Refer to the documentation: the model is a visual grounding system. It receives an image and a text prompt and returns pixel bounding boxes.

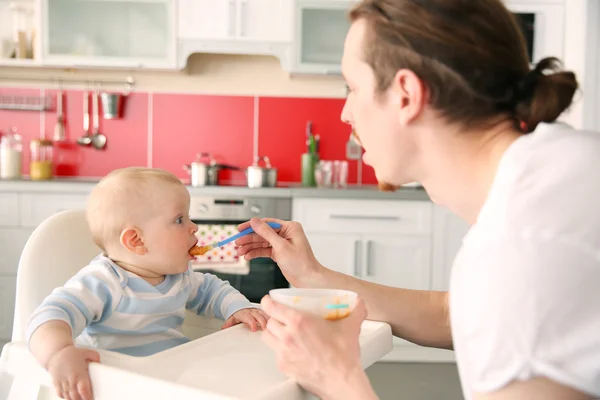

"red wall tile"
[2,87,369,185]
[361,164,378,185]
[257,97,358,184]
[152,93,254,184]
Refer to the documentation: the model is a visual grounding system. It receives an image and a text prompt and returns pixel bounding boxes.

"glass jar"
[29,139,54,180]
[0,127,23,180]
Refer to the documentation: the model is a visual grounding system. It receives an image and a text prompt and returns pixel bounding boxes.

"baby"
[27,167,268,400]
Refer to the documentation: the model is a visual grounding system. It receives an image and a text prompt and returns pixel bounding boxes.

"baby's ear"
[120,227,147,255]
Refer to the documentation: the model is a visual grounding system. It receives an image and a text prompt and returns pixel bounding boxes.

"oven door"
[190,219,289,303]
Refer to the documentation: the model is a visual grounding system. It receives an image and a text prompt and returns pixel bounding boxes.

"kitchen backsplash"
[0,87,377,185]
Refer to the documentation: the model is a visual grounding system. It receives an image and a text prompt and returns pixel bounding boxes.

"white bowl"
[269,288,358,320]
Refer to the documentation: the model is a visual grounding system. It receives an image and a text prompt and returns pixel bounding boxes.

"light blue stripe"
[79,274,114,323]
[109,337,190,357]
[44,300,78,327]
[189,274,225,316]
[116,286,190,315]
[126,277,157,293]
[27,310,71,341]
[154,274,179,295]
[87,315,185,336]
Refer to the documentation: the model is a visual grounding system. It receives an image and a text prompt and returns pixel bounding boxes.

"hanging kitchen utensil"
[76,91,92,147]
[246,156,278,188]
[52,89,65,142]
[90,90,107,150]
[100,91,125,119]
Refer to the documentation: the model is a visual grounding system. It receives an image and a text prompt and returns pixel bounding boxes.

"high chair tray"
[0,320,392,400]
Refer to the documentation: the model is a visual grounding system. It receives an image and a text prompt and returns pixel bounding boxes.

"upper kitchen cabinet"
[177,0,293,69]
[290,0,356,75]
[40,0,176,69]
[0,0,40,66]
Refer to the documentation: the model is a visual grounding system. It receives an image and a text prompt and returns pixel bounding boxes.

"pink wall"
[0,87,377,185]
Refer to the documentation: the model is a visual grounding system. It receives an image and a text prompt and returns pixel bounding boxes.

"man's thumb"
[250,218,285,247]
[348,297,368,324]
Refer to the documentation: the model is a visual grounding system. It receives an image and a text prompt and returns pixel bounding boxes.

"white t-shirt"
[450,122,600,399]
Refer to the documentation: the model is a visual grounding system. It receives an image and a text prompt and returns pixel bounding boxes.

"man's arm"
[315,268,453,349]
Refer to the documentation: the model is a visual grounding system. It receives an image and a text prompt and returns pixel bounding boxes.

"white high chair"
[11,209,101,343]
[1,210,393,400]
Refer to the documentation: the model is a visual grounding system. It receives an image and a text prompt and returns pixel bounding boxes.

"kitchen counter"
[0,320,393,400]
[0,178,431,201]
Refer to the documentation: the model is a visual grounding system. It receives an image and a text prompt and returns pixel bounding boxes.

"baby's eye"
[175,217,183,224]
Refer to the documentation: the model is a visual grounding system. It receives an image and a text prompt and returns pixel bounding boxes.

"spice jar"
[29,139,54,180]
[0,127,23,180]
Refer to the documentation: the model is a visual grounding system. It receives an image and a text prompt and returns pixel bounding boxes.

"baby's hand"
[46,345,100,400]
[222,308,269,332]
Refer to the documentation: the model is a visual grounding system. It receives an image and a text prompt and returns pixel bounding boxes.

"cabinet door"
[0,228,33,275]
[0,276,16,341]
[305,232,362,278]
[238,0,293,42]
[362,235,432,348]
[293,1,355,74]
[42,0,175,68]
[431,206,470,291]
[362,235,432,291]
[178,0,234,40]
[20,193,88,228]
[0,193,19,227]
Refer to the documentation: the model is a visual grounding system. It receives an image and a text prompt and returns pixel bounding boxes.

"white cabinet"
[294,198,432,286]
[0,277,17,341]
[362,235,431,291]
[0,228,33,275]
[239,0,293,42]
[177,0,293,69]
[178,0,232,40]
[40,0,176,69]
[179,0,291,42]
[20,193,88,228]
[307,233,361,277]
[431,206,471,292]
[0,194,19,227]
[291,0,356,74]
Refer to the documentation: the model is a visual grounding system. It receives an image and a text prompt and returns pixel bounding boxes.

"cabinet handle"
[229,0,236,37]
[330,215,400,221]
[365,240,373,276]
[239,0,247,37]
[353,240,361,277]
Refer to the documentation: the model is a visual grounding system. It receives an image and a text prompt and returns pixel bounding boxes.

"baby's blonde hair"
[86,167,184,251]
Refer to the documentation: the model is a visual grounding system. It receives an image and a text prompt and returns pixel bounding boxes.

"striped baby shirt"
[27,254,253,356]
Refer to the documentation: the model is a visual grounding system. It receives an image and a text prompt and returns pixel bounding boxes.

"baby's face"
[137,184,198,275]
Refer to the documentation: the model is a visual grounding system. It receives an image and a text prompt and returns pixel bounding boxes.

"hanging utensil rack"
[0,75,135,112]
[0,94,51,111]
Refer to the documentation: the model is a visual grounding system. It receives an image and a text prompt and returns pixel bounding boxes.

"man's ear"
[120,227,147,255]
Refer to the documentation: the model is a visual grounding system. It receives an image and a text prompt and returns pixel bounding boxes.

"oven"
[188,195,291,303]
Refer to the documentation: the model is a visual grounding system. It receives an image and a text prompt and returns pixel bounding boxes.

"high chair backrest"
[11,209,101,342]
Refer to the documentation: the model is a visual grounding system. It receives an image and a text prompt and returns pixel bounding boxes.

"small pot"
[183,152,239,187]
[246,156,278,188]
